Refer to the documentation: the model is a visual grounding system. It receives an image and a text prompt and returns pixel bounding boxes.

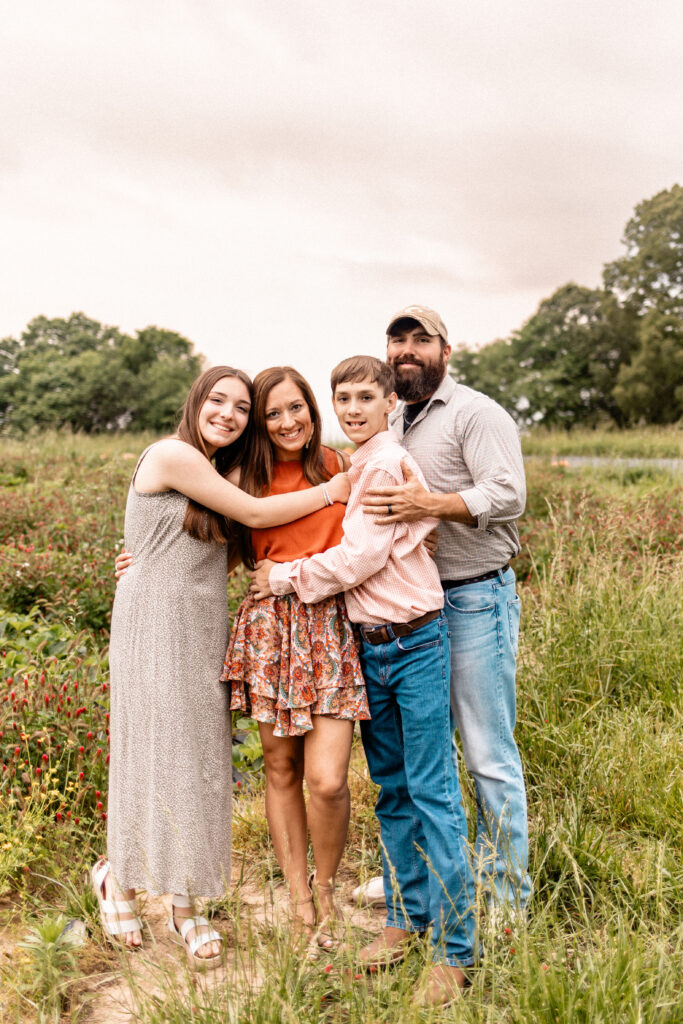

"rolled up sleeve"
[458,404,526,531]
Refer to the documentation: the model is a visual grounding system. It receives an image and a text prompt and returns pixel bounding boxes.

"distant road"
[541,455,683,475]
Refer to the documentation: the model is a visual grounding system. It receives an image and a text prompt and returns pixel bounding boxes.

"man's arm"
[363,404,525,530]
[361,464,476,525]
[255,468,432,604]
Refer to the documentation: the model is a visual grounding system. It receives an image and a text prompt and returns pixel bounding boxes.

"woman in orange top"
[223,366,369,949]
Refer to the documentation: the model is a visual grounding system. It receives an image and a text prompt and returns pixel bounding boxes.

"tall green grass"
[0,434,681,1022]
[522,424,683,460]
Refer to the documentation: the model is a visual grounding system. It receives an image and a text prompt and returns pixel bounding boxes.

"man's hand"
[249,558,277,600]
[362,462,433,523]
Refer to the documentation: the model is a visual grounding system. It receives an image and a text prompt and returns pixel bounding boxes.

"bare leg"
[259,723,314,930]
[304,716,353,919]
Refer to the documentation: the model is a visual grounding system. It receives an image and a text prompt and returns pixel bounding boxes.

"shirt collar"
[349,430,396,469]
[389,372,456,429]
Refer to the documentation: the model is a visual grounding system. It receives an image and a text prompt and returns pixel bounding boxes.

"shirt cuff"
[269,563,295,596]
[458,487,490,531]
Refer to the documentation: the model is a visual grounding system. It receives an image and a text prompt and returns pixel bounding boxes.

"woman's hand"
[327,472,351,505]
[115,550,133,580]
[424,528,439,559]
[249,559,277,601]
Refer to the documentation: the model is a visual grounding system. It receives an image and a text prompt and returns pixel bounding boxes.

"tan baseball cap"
[386,305,448,342]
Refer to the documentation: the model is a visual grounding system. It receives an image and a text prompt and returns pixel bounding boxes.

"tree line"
[450,184,683,427]
[0,315,203,433]
[2,185,681,435]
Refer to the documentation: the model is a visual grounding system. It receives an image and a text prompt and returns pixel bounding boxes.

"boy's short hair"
[330,356,396,397]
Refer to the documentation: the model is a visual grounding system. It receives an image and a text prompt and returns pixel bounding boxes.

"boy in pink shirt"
[250,356,476,1006]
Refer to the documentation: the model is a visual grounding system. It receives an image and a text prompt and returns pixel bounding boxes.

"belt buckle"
[362,623,390,644]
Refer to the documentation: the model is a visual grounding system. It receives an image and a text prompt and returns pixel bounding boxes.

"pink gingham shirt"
[268,431,444,626]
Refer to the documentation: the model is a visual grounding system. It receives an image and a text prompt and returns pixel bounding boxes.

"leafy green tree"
[509,284,637,427]
[449,338,521,416]
[603,184,683,316]
[613,309,683,424]
[450,284,636,427]
[0,313,203,434]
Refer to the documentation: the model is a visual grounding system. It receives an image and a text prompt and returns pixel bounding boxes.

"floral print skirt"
[221,592,369,738]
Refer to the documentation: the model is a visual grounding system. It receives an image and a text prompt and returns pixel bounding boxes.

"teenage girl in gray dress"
[95,366,349,968]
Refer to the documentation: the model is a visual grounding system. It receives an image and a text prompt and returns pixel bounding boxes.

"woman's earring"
[304,431,311,450]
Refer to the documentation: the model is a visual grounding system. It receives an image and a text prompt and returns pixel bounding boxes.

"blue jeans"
[444,566,531,909]
[359,613,477,967]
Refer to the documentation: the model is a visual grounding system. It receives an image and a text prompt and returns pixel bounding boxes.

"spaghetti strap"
[131,445,156,486]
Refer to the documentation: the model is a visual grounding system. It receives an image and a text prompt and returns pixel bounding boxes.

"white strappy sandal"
[167,894,223,970]
[91,857,144,948]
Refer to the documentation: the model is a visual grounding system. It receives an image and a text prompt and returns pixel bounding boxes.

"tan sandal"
[91,857,143,949]
[168,895,222,971]
[308,871,342,951]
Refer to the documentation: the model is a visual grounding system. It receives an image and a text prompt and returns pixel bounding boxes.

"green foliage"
[0,312,203,435]
[521,424,683,459]
[613,308,683,424]
[450,336,520,415]
[0,611,110,875]
[452,185,683,427]
[511,284,636,427]
[0,435,682,1023]
[15,913,82,1020]
[603,183,683,317]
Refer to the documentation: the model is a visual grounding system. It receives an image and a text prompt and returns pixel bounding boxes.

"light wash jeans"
[359,613,477,967]
[443,566,532,909]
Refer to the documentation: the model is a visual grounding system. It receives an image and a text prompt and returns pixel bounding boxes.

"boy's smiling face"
[332,377,397,446]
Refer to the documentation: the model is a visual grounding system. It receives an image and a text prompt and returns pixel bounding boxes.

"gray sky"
[1,0,681,431]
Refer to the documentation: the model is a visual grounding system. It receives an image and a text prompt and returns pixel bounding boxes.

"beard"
[391,358,446,402]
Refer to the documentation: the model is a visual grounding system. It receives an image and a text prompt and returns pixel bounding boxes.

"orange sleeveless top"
[251,448,345,563]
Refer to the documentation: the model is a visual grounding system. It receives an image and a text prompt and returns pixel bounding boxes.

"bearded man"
[361,305,532,921]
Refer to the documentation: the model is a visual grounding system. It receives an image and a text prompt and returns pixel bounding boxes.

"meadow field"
[0,431,681,1023]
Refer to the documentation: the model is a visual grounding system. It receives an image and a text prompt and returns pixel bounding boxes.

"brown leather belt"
[358,608,441,646]
[441,565,510,590]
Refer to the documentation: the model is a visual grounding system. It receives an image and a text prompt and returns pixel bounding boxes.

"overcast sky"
[1,0,681,431]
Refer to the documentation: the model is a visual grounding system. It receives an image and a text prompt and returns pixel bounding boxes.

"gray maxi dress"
[107,450,231,897]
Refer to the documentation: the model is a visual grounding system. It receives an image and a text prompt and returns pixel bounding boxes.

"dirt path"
[79,868,385,1023]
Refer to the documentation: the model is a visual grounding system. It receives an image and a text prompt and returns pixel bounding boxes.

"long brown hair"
[232,366,334,567]
[177,365,253,544]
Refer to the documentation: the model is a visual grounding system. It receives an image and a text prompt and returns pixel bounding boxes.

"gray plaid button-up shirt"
[389,374,525,581]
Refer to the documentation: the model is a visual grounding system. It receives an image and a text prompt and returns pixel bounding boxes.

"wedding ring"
[387,504,393,516]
